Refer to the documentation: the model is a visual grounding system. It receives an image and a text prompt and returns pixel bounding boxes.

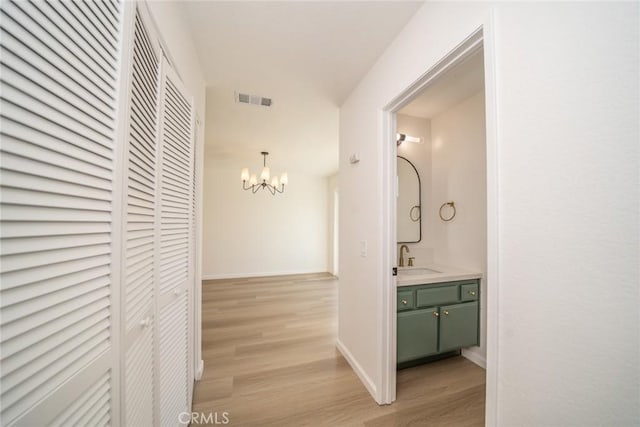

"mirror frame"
[397,155,421,243]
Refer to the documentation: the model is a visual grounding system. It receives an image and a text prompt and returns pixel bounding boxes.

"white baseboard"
[462,348,486,369]
[195,359,204,381]
[336,339,378,401]
[202,269,328,280]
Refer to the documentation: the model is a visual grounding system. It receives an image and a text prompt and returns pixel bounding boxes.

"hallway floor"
[193,273,485,426]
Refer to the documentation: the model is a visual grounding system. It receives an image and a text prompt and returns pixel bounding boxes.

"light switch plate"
[360,240,367,257]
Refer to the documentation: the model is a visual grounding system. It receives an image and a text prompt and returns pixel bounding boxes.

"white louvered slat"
[158,69,193,297]
[122,5,160,427]
[125,322,154,427]
[0,0,121,425]
[124,5,159,332]
[158,292,189,427]
[48,371,112,427]
[156,57,194,427]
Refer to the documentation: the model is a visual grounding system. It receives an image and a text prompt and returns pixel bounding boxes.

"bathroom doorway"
[379,27,499,416]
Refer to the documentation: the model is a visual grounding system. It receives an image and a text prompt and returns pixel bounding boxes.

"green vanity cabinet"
[397,279,480,366]
[397,309,438,363]
[438,301,479,352]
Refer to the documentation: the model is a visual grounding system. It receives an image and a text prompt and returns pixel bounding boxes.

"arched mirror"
[397,156,421,243]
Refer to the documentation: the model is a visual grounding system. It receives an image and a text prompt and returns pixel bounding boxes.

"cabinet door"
[156,57,194,427]
[0,1,122,424]
[122,5,161,427]
[439,302,478,352]
[397,309,438,363]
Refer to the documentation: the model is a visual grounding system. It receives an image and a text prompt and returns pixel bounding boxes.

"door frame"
[379,20,500,425]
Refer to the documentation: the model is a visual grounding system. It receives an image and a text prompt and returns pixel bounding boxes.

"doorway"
[380,27,499,420]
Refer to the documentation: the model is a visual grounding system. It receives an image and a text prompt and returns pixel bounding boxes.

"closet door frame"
[113,3,134,423]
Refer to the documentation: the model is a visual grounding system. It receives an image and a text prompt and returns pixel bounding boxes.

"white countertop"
[396,263,482,287]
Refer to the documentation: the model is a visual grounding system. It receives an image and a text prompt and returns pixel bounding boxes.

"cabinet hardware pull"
[443,310,449,316]
[469,290,476,296]
[433,312,439,317]
[401,299,408,305]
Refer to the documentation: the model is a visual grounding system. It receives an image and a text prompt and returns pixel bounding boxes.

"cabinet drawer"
[460,282,479,301]
[397,290,414,311]
[416,285,458,307]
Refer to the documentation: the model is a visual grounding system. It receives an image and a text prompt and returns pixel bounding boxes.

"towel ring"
[439,201,456,222]
[409,205,421,222]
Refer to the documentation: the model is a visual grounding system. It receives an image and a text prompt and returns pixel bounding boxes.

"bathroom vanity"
[396,265,481,367]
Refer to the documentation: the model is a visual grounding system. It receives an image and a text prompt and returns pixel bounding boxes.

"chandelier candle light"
[241,151,288,195]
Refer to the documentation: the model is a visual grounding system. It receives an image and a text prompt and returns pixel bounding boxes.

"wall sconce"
[397,133,422,146]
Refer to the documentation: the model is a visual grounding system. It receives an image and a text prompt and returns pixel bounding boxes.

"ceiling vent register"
[236,92,272,107]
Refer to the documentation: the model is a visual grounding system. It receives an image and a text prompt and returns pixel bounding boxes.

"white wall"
[431,91,487,365]
[492,4,638,425]
[202,160,329,279]
[339,1,639,425]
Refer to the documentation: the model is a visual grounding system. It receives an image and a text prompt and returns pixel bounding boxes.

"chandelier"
[241,151,288,195]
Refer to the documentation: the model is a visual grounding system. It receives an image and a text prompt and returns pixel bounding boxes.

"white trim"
[193,115,204,386]
[202,270,329,281]
[378,109,397,405]
[462,348,487,369]
[336,339,377,399]
[195,360,204,381]
[380,26,494,407]
[483,8,501,426]
[113,2,136,424]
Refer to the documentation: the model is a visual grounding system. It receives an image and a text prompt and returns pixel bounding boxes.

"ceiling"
[184,1,424,176]
[399,50,485,119]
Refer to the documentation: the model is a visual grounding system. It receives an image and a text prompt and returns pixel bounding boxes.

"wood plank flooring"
[193,273,485,426]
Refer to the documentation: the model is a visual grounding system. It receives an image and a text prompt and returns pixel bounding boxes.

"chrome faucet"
[399,244,410,267]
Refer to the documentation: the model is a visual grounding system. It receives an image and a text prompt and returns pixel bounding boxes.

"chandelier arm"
[274,184,284,194]
[251,184,262,194]
[266,184,276,195]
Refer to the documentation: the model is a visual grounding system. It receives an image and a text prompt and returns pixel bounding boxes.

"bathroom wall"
[396,114,433,263]
[339,1,638,424]
[202,159,329,279]
[430,90,487,364]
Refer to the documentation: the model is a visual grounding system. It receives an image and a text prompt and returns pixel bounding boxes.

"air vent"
[236,92,273,107]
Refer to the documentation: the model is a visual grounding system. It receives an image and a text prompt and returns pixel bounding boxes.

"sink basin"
[398,267,442,275]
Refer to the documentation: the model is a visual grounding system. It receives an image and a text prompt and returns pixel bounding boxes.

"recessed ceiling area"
[399,50,485,120]
[183,1,424,176]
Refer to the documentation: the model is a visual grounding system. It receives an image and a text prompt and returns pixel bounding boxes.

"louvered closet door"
[121,4,161,427]
[156,57,194,427]
[0,1,122,425]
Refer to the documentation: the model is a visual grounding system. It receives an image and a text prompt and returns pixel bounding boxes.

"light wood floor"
[193,273,485,426]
